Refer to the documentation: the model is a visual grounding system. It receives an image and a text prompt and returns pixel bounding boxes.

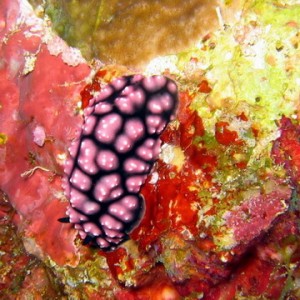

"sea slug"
[61,74,178,251]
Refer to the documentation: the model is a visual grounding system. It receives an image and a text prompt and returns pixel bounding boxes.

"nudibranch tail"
[58,217,70,223]
[62,74,178,251]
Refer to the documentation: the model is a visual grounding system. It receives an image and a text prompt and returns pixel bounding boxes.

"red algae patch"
[0,0,91,266]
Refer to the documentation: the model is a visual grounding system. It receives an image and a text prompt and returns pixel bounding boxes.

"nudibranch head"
[62,74,178,251]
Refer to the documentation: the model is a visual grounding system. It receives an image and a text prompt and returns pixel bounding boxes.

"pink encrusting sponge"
[61,75,178,251]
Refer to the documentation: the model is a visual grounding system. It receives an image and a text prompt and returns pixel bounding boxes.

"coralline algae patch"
[0,0,91,268]
[0,191,64,298]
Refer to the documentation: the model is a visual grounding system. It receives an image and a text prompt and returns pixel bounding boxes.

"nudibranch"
[61,74,178,251]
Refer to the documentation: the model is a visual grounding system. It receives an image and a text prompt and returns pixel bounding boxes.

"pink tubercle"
[115,88,145,114]
[78,229,87,240]
[120,85,134,97]
[69,140,80,158]
[147,93,174,115]
[115,134,133,153]
[124,157,150,174]
[147,98,164,114]
[167,80,177,93]
[69,192,101,216]
[100,214,123,230]
[70,169,92,191]
[152,139,162,157]
[69,207,88,223]
[96,85,114,102]
[81,201,101,215]
[96,237,110,248]
[69,188,87,206]
[146,115,166,134]
[143,75,167,92]
[109,202,134,222]
[83,222,102,236]
[120,195,139,210]
[82,115,97,135]
[64,158,74,179]
[126,175,147,193]
[132,74,144,83]
[77,139,98,174]
[94,102,113,114]
[112,77,127,90]
[136,138,156,161]
[125,118,145,141]
[115,96,135,114]
[110,187,124,199]
[105,237,123,245]
[128,88,145,107]
[95,113,122,144]
[96,149,119,171]
[83,106,94,117]
[94,174,121,202]
[103,228,125,238]
[161,93,174,110]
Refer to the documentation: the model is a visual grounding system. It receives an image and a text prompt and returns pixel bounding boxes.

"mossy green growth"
[172,0,300,137]
[0,133,7,145]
